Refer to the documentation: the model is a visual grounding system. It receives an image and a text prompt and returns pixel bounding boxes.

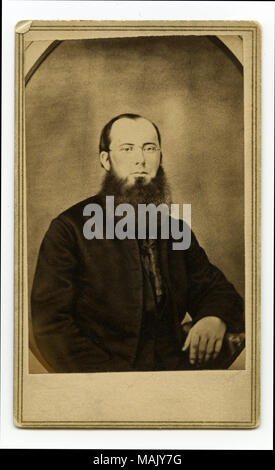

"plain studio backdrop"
[25,35,244,371]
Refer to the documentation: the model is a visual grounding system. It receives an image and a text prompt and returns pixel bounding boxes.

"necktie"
[139,239,165,308]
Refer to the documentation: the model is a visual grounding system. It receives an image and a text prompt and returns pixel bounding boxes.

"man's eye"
[121,146,133,152]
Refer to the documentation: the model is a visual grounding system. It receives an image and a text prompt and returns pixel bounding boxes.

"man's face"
[100,118,161,187]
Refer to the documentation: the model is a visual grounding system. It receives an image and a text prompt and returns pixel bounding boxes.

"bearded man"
[31,113,244,373]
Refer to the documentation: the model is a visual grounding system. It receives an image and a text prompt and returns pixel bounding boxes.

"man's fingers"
[189,334,200,365]
[197,336,208,364]
[182,331,191,351]
[204,338,216,362]
[212,338,223,360]
[182,317,226,366]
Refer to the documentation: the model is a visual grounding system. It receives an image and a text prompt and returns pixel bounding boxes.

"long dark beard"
[99,165,172,210]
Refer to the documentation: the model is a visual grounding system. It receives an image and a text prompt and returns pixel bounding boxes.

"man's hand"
[182,316,227,366]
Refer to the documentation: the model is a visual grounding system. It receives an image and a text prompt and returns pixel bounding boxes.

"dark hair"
[99,113,161,152]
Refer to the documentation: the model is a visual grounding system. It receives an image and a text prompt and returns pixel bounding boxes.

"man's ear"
[100,151,111,171]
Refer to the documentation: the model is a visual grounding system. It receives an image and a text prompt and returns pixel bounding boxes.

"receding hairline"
[109,116,160,145]
[99,113,161,153]
[110,116,157,133]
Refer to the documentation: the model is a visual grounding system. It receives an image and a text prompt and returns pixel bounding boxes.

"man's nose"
[134,147,146,165]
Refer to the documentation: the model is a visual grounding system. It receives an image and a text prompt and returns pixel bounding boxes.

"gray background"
[26,36,244,371]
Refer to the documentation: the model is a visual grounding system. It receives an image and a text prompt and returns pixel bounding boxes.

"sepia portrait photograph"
[14,20,261,428]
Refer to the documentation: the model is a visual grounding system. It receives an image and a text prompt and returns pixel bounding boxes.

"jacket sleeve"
[31,217,111,373]
[184,230,244,333]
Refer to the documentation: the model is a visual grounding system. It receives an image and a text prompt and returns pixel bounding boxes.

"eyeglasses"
[109,144,161,155]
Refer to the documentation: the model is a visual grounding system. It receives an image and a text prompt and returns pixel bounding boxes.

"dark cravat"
[139,239,165,312]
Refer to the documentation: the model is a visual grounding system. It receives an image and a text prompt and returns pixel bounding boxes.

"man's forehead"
[110,118,158,143]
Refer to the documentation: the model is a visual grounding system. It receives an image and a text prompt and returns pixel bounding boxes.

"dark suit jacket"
[31,194,244,373]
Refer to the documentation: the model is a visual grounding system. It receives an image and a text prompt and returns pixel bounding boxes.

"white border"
[1,0,274,450]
